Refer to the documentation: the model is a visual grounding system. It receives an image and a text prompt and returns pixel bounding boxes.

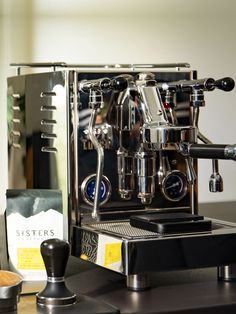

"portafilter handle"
[183,144,236,161]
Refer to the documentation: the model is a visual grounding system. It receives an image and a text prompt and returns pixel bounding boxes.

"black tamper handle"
[214,77,235,92]
[189,144,236,160]
[41,238,70,278]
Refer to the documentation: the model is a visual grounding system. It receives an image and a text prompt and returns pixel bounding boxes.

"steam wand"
[87,90,104,219]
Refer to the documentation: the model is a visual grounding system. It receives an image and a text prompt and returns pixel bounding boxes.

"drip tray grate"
[85,219,226,240]
[88,221,160,239]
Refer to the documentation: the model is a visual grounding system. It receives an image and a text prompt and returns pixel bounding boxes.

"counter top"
[18,262,236,314]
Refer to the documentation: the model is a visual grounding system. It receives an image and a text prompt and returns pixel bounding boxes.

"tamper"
[37,238,120,313]
[36,238,76,307]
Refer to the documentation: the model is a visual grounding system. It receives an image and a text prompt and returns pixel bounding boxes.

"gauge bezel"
[81,174,112,206]
[161,170,188,202]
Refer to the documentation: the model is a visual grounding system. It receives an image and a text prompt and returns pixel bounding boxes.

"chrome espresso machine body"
[7,63,236,290]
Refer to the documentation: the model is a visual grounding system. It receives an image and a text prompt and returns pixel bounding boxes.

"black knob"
[40,238,70,278]
[214,77,235,92]
[112,76,129,91]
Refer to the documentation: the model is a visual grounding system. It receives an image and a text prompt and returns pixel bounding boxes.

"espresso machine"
[7,62,236,291]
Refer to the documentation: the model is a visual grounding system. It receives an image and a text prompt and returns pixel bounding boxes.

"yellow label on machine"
[104,243,122,268]
[17,248,45,270]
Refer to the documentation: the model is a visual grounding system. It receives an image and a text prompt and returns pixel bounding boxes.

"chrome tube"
[73,72,80,225]
[117,148,135,200]
[116,83,136,200]
[87,109,104,220]
[136,148,156,204]
[192,106,200,127]
[157,151,170,185]
[185,157,196,185]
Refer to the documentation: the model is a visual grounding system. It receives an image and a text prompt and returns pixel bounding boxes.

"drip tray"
[130,212,212,234]
[75,218,236,273]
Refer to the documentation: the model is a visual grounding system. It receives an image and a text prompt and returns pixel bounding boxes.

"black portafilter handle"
[206,77,235,92]
[188,144,236,160]
[36,238,76,308]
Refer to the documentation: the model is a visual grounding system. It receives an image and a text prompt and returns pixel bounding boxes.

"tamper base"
[36,281,77,307]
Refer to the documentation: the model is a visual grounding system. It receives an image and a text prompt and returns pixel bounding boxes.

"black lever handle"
[214,77,235,92]
[158,77,235,93]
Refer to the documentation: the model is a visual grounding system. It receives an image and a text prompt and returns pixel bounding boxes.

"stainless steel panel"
[7,71,70,237]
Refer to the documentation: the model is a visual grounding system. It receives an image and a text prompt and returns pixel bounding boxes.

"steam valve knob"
[36,238,76,308]
[112,76,129,91]
[214,77,235,92]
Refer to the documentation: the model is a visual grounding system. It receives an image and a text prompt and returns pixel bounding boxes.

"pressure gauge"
[81,174,111,206]
[161,170,188,202]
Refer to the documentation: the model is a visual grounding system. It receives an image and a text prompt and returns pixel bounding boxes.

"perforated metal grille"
[89,222,158,239]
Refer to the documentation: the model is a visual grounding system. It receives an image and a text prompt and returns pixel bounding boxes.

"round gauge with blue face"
[161,171,188,202]
[81,174,111,206]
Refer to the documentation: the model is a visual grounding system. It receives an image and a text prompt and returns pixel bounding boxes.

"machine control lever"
[159,77,235,93]
[79,75,133,93]
[79,77,111,92]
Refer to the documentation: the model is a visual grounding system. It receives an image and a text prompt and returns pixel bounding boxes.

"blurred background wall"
[0,0,236,215]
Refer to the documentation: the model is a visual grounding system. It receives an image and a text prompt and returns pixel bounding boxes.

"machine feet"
[218,264,236,282]
[126,273,150,291]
